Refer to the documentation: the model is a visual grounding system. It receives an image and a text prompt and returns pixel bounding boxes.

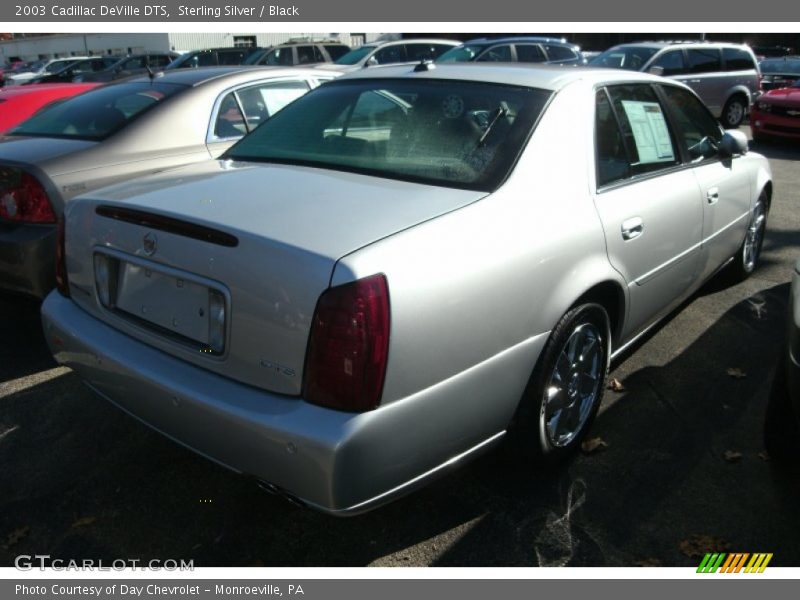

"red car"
[0,83,99,134]
[750,80,800,142]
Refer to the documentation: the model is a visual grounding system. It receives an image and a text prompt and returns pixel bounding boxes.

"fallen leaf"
[581,437,608,454]
[634,558,663,567]
[1,526,29,550]
[723,450,743,463]
[608,378,626,392]
[679,534,730,558]
[758,451,771,462]
[726,367,747,379]
[71,516,96,529]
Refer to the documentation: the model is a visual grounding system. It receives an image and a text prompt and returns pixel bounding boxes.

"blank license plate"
[115,261,211,345]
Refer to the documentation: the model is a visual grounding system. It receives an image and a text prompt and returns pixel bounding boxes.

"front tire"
[730,193,767,280]
[516,303,610,461]
[721,95,747,129]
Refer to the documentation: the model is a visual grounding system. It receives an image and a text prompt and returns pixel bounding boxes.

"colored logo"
[697,552,773,573]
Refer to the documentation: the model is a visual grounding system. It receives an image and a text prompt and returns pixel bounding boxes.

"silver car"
[314,39,460,73]
[589,41,761,128]
[42,64,772,515]
[0,66,336,298]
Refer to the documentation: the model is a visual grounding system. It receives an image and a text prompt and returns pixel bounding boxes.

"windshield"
[436,45,486,62]
[761,59,800,74]
[589,46,659,71]
[334,45,377,65]
[225,79,551,191]
[11,82,186,141]
[243,48,269,65]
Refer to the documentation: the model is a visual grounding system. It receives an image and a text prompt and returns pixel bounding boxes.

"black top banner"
[3,0,800,22]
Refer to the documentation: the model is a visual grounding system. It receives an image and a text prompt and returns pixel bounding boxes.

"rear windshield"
[11,82,186,141]
[761,58,800,74]
[436,44,487,62]
[225,78,551,191]
[589,46,659,71]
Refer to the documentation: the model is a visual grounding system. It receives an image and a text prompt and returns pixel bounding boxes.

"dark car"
[244,41,351,66]
[759,56,800,91]
[765,257,800,461]
[24,57,121,85]
[75,52,180,83]
[436,36,584,65]
[166,47,259,69]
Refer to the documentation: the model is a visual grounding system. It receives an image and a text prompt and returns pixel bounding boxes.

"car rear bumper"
[0,222,55,299]
[41,292,538,514]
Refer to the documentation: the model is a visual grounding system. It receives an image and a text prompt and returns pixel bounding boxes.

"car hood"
[314,63,359,73]
[83,159,488,260]
[0,135,97,165]
[761,87,800,103]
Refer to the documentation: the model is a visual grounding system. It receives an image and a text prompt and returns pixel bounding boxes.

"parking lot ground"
[1,130,800,568]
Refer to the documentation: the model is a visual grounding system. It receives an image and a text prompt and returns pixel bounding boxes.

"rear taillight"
[0,167,56,223]
[304,274,390,412]
[55,217,69,297]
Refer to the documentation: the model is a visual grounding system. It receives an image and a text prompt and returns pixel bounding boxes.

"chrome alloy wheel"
[743,200,767,272]
[541,322,604,447]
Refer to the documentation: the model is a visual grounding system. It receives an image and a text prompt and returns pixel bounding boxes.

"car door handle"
[707,187,720,204]
[621,217,644,241]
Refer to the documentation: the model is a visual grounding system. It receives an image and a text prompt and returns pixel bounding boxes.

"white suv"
[589,41,761,128]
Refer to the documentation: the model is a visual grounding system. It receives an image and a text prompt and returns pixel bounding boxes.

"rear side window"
[407,44,447,62]
[214,80,311,139]
[218,50,247,65]
[296,45,323,65]
[543,44,577,61]
[722,48,755,71]
[264,47,294,66]
[11,82,184,141]
[659,85,723,161]
[650,50,686,76]
[604,84,679,178]
[515,44,546,63]
[149,55,171,68]
[687,48,722,74]
[595,89,630,186]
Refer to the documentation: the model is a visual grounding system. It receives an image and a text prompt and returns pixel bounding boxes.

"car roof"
[368,38,461,47]
[463,36,573,46]
[120,65,330,87]
[611,41,752,50]
[337,62,667,91]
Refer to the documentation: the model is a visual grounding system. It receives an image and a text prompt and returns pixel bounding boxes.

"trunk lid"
[66,159,486,395]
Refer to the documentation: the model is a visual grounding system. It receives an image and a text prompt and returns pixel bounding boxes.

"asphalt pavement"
[1,129,799,567]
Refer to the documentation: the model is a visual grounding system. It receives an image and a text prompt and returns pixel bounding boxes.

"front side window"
[11,82,184,140]
[659,85,723,161]
[407,44,448,62]
[225,79,551,191]
[296,46,322,65]
[373,45,406,65]
[218,50,247,65]
[687,48,722,74]
[650,50,686,76]
[263,48,293,66]
[605,84,679,177]
[515,44,546,63]
[476,45,513,62]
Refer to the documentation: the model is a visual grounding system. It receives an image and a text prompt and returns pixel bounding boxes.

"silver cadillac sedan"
[41,64,772,515]
[0,66,336,298]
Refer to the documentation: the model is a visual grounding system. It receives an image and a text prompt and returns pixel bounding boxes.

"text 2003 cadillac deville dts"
[41,64,772,514]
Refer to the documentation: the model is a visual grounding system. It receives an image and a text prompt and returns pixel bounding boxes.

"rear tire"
[721,95,747,129]
[729,193,767,281]
[515,303,610,462]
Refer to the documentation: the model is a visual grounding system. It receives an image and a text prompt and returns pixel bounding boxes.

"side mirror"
[365,56,378,67]
[648,66,665,76]
[719,130,748,157]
